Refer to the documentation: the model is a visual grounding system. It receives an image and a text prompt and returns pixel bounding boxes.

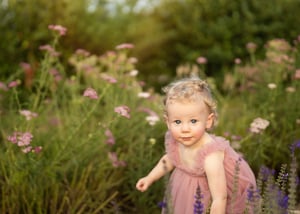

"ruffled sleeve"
[164,131,180,166]
[195,135,230,174]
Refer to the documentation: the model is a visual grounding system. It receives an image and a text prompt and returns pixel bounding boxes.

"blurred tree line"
[1,0,300,90]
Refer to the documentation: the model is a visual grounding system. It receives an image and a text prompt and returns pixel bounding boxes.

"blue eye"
[191,119,197,124]
[174,120,181,124]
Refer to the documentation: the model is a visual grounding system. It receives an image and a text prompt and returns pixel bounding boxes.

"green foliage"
[219,38,300,173]
[150,0,300,76]
[2,0,300,91]
[0,28,165,213]
[0,19,300,213]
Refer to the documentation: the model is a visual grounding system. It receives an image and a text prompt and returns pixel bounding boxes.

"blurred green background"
[1,0,300,213]
[1,0,300,89]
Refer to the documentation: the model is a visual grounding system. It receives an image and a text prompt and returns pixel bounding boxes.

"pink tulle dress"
[163,132,257,214]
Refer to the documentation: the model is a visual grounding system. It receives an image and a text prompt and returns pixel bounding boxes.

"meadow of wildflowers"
[0,25,165,213]
[0,25,299,213]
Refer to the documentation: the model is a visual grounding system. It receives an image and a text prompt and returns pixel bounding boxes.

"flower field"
[0,25,299,213]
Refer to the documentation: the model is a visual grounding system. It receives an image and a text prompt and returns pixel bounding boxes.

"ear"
[206,113,214,129]
[164,115,170,129]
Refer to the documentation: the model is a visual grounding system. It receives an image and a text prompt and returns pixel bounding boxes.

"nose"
[181,123,190,132]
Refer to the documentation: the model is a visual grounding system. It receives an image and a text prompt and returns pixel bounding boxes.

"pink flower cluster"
[104,129,126,167]
[83,87,98,99]
[108,152,126,167]
[75,49,90,57]
[7,131,42,154]
[196,56,207,64]
[19,109,38,120]
[115,43,134,50]
[39,44,60,57]
[0,80,21,90]
[294,69,300,79]
[138,92,151,98]
[49,68,62,82]
[234,58,242,65]
[114,105,130,119]
[8,80,20,88]
[100,74,117,84]
[104,129,115,145]
[48,24,67,36]
[138,107,160,126]
[103,105,130,167]
[249,117,270,134]
[246,42,257,53]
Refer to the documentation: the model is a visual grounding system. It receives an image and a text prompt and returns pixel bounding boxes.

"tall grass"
[0,25,164,213]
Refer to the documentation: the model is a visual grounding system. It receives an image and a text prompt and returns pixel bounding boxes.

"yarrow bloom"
[33,146,43,153]
[138,92,151,98]
[7,131,42,154]
[48,24,67,36]
[49,68,62,82]
[83,87,98,99]
[115,43,134,50]
[249,117,270,134]
[138,107,160,126]
[39,44,60,57]
[108,152,126,167]
[75,49,90,57]
[146,115,160,126]
[19,62,31,70]
[104,129,115,145]
[100,74,117,84]
[114,105,130,119]
[246,42,257,53]
[22,146,33,153]
[267,83,277,89]
[8,131,31,147]
[7,132,33,146]
[128,57,138,64]
[39,44,54,52]
[19,109,38,120]
[17,132,33,146]
[8,80,20,88]
[196,56,207,64]
[138,107,157,116]
[129,69,139,76]
[294,69,300,79]
[234,58,242,64]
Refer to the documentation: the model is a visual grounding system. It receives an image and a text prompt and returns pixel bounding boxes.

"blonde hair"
[163,77,218,127]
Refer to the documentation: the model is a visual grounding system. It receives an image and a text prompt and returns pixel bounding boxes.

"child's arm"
[204,151,227,214]
[136,154,174,192]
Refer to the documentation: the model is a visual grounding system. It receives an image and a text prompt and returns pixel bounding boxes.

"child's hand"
[136,176,152,192]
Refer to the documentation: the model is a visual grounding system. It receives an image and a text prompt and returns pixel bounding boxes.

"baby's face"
[165,99,214,147]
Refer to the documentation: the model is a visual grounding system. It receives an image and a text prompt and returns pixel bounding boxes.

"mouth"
[181,137,192,141]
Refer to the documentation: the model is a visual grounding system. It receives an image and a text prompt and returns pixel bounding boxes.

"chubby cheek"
[193,128,205,139]
[168,125,180,137]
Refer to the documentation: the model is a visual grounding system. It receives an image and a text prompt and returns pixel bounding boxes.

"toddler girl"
[136,77,257,213]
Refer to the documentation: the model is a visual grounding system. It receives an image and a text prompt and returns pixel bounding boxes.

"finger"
[136,183,144,190]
